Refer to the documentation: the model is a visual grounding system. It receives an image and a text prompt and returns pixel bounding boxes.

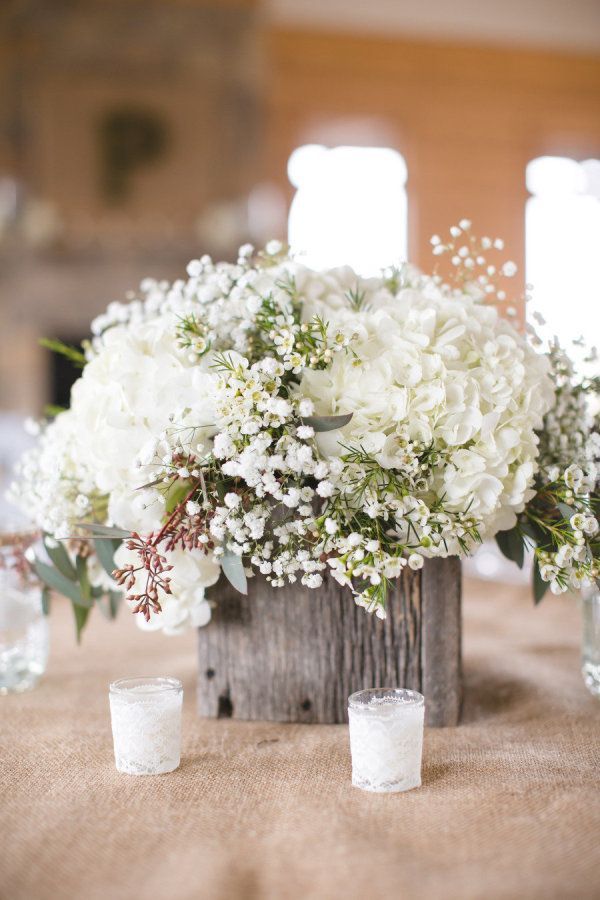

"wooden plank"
[421,557,463,727]
[198,557,462,726]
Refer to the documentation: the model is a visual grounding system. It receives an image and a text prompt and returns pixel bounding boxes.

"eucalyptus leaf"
[520,520,541,544]
[221,551,248,595]
[32,559,93,608]
[73,601,91,643]
[108,590,122,619]
[533,560,549,605]
[96,596,112,621]
[41,587,51,616]
[96,591,121,621]
[75,555,92,602]
[77,523,131,539]
[301,413,353,433]
[165,479,193,515]
[557,502,574,521]
[93,538,121,578]
[495,527,525,569]
[43,536,77,581]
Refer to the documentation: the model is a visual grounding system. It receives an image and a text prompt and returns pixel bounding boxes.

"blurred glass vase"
[0,529,49,693]
[582,586,600,698]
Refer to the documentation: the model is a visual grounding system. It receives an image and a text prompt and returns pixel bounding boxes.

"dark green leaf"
[302,413,353,433]
[221,551,247,595]
[43,536,77,580]
[533,560,549,605]
[43,404,66,418]
[39,337,86,367]
[495,527,525,569]
[32,559,93,608]
[73,601,91,643]
[93,538,121,578]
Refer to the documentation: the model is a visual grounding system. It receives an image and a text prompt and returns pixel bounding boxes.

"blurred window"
[526,156,600,357]
[287,145,407,275]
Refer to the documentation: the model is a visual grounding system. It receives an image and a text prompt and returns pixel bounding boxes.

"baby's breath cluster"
[431,219,519,317]
[209,353,329,588]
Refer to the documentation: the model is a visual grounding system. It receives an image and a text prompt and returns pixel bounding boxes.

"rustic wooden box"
[198,557,462,727]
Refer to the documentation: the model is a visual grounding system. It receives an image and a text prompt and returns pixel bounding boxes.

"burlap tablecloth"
[1,578,599,900]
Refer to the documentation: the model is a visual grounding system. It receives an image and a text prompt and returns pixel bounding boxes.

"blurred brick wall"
[0,0,262,411]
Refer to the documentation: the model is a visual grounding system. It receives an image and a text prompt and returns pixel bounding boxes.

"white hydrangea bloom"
[298,275,554,546]
[113,544,220,634]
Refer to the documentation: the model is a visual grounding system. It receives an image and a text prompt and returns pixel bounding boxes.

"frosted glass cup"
[582,587,600,697]
[0,528,48,694]
[109,676,183,775]
[348,688,425,793]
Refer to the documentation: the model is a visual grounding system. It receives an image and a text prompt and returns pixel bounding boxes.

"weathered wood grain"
[422,557,462,727]
[198,557,462,727]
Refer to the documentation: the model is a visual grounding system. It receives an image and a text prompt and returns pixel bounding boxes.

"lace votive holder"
[348,688,425,793]
[109,676,183,775]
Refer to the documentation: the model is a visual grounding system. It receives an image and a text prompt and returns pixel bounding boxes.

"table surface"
[2,577,599,900]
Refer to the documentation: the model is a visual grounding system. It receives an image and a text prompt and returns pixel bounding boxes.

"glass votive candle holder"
[0,528,48,694]
[109,676,183,775]
[348,688,425,793]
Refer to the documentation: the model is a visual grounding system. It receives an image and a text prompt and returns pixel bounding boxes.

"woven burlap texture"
[1,579,599,900]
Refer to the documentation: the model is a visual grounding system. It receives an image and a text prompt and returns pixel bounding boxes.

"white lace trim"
[349,705,424,793]
[109,687,182,775]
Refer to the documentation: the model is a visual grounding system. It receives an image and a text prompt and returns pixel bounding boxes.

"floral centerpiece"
[11,222,599,641]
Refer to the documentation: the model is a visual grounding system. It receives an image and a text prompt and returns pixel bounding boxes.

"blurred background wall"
[1,0,599,516]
